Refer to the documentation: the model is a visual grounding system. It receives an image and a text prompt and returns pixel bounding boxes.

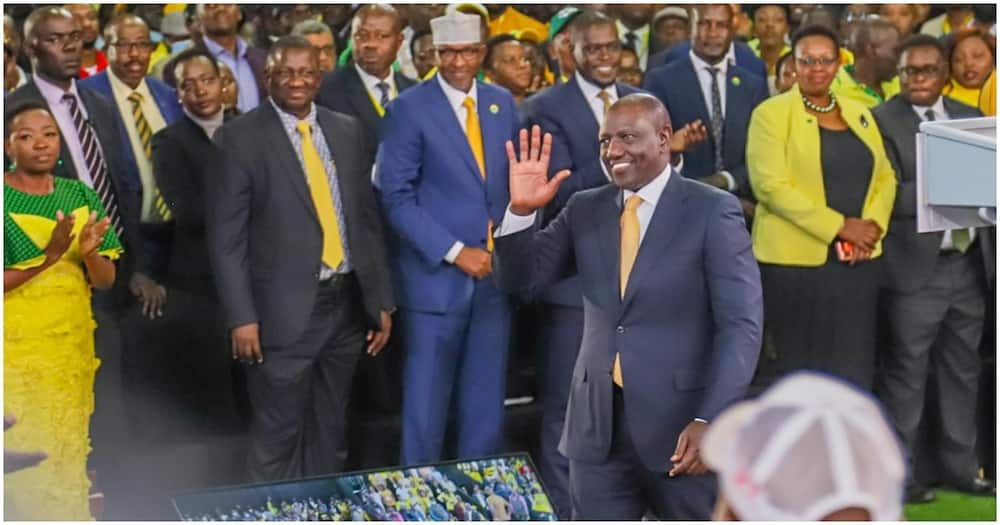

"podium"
[916,116,996,232]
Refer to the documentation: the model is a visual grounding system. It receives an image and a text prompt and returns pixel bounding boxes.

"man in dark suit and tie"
[207,36,395,482]
[872,34,995,502]
[316,5,415,153]
[643,4,768,217]
[377,12,519,466]
[647,4,766,80]
[80,14,185,318]
[520,11,706,518]
[7,6,144,503]
[493,94,763,520]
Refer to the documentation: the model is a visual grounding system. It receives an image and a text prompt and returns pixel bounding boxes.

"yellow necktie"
[463,96,486,179]
[598,90,612,118]
[613,194,643,387]
[296,120,345,269]
[127,91,172,222]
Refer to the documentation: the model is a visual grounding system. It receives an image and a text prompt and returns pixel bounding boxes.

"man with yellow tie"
[207,36,395,482]
[493,94,763,520]
[377,11,520,466]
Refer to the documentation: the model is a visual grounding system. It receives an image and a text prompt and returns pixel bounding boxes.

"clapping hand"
[43,210,75,263]
[506,125,571,216]
[671,119,708,153]
[78,211,110,258]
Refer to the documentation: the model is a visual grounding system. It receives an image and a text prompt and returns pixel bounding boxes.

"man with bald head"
[493,94,763,519]
[832,16,901,107]
[316,4,416,152]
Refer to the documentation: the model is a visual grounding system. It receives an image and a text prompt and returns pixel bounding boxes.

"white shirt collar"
[623,163,672,208]
[689,48,730,76]
[616,20,651,41]
[436,72,477,111]
[575,71,618,100]
[354,62,396,93]
[911,96,948,121]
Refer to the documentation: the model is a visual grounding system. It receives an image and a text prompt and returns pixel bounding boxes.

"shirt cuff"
[694,418,708,424]
[444,241,465,264]
[672,153,684,173]
[718,170,736,192]
[495,206,537,237]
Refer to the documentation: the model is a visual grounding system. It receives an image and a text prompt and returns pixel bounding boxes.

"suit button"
[616,326,625,334]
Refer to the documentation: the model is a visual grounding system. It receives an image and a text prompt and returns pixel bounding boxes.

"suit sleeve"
[697,194,763,420]
[206,126,258,330]
[729,80,771,198]
[747,103,845,244]
[874,115,915,219]
[356,123,396,317]
[151,129,203,233]
[377,101,463,265]
[861,113,897,237]
[103,105,148,275]
[492,196,577,296]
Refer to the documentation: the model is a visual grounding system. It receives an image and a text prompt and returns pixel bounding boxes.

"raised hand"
[43,210,75,263]
[506,125,571,216]
[671,119,708,153]
[78,211,110,258]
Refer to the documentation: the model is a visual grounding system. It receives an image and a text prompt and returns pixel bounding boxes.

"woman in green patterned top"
[3,102,122,520]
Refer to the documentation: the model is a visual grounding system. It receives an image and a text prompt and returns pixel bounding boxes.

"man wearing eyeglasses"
[377,11,520,467]
[872,34,994,504]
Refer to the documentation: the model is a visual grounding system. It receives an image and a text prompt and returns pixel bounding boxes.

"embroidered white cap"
[431,12,482,46]
[701,371,906,521]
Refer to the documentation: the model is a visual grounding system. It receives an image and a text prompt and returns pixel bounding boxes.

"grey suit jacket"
[207,100,394,347]
[873,95,995,292]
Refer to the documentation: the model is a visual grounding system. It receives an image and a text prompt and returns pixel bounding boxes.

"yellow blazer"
[747,84,897,266]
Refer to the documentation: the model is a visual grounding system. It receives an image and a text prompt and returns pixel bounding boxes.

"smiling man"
[492,94,763,520]
[377,11,520,467]
[207,36,395,482]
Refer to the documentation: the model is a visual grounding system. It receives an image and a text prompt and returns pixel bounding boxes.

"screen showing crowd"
[173,453,556,521]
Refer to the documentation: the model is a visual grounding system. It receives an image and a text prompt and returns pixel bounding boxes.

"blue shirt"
[203,35,260,113]
[268,98,352,277]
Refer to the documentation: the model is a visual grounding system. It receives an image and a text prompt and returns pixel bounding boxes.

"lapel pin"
[731,76,741,87]
[489,103,499,114]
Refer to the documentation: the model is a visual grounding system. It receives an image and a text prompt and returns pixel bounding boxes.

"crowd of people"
[2,2,997,521]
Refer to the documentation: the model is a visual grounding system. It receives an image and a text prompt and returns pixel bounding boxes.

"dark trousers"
[246,275,366,482]
[534,304,583,520]
[569,387,716,520]
[877,250,986,483]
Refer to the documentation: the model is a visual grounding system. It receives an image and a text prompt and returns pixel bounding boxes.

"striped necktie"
[127,91,172,222]
[376,81,391,109]
[62,93,123,238]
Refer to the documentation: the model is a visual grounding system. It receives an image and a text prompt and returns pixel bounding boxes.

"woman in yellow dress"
[4,102,122,520]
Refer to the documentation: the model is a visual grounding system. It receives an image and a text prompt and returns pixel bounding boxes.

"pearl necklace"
[802,91,838,113]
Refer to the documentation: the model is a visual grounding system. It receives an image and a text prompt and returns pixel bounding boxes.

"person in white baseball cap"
[701,371,907,521]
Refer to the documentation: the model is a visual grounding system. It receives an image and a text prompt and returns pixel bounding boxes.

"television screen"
[173,453,557,521]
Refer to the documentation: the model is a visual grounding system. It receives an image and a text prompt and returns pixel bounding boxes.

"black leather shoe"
[905,483,936,504]
[950,477,996,496]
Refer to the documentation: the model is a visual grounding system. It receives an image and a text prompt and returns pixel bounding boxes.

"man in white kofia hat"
[376,10,522,465]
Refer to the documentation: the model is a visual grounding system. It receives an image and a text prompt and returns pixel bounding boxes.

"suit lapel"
[566,77,601,139]
[723,67,746,156]
[682,59,713,129]
[345,66,381,132]
[427,76,484,184]
[622,172,687,310]
[599,189,623,304]
[478,86,502,184]
[263,103,319,223]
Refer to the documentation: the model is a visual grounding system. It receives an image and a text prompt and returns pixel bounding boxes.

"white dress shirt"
[688,49,737,191]
[436,73,479,263]
[497,163,673,240]
[616,20,651,70]
[575,71,619,126]
[32,73,97,188]
[107,68,168,222]
[355,62,397,109]
[912,97,976,249]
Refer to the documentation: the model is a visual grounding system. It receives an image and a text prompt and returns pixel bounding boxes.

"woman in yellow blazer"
[746,25,896,391]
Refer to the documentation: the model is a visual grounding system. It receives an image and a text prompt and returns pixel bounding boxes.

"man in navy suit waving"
[493,95,763,520]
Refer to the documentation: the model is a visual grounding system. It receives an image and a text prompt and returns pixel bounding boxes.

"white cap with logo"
[430,11,482,46]
[701,371,906,521]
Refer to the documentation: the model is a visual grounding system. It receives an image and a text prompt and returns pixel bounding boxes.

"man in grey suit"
[207,36,395,482]
[873,34,995,503]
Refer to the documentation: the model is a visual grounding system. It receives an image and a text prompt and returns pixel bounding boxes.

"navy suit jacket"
[643,57,768,197]
[79,72,184,179]
[377,76,519,314]
[493,173,763,471]
[522,77,642,306]
[648,40,767,80]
